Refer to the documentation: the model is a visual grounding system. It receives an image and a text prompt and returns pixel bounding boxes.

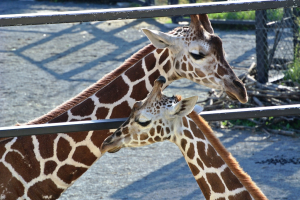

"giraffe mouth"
[108,146,122,153]
[225,91,238,101]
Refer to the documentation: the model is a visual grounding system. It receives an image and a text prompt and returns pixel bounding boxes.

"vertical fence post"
[293,8,299,59]
[168,0,180,23]
[146,0,155,6]
[255,10,269,83]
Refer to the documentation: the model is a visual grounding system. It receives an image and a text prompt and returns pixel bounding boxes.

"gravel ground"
[1,1,300,199]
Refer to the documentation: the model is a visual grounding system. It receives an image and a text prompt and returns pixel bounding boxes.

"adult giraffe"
[101,76,267,200]
[0,15,247,199]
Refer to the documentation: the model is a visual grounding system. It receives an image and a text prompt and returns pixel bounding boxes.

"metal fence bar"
[0,104,299,138]
[1,0,299,27]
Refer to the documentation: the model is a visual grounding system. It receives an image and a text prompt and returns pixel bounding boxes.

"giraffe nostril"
[104,136,113,144]
[233,79,244,89]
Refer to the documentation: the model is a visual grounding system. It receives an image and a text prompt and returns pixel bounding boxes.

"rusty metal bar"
[0,104,299,138]
[0,0,299,27]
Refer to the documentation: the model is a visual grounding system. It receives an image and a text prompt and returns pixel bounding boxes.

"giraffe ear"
[170,96,198,117]
[142,28,176,49]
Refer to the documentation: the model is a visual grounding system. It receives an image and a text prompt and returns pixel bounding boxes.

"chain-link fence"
[256,8,299,85]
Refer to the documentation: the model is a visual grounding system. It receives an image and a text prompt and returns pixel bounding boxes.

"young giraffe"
[0,15,247,199]
[101,76,267,200]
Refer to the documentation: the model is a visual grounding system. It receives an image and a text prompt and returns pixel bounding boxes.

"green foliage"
[285,60,300,84]
[208,11,256,20]
[207,8,283,21]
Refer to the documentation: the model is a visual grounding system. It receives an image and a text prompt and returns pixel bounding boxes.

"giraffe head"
[142,14,247,103]
[101,76,200,153]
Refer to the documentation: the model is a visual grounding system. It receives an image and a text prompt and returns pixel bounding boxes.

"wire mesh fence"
[255,8,299,84]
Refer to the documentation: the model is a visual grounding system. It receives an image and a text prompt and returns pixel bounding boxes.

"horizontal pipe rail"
[0,0,299,27]
[0,104,299,138]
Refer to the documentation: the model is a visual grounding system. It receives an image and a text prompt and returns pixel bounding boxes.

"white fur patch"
[139,114,151,122]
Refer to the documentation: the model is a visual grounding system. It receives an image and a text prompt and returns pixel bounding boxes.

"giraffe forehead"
[188,40,210,53]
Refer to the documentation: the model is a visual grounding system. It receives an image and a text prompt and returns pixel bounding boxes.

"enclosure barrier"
[0,0,300,138]
[0,105,299,138]
[0,0,300,27]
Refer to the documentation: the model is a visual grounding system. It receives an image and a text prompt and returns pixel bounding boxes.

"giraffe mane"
[188,111,267,200]
[27,44,156,125]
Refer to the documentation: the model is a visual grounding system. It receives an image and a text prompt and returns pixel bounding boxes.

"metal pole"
[255,10,269,83]
[0,104,299,138]
[1,0,299,27]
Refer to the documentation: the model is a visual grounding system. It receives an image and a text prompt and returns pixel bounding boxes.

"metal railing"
[0,0,299,27]
[1,104,299,138]
[0,0,299,138]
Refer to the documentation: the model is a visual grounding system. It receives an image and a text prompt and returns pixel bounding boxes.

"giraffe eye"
[136,120,151,127]
[190,52,205,60]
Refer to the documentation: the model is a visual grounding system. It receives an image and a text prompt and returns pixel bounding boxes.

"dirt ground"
[0,0,300,199]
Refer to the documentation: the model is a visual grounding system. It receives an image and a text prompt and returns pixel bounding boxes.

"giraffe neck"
[171,111,267,200]
[0,45,179,199]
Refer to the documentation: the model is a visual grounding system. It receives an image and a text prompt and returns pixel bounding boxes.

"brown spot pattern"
[221,167,244,191]
[163,60,171,74]
[187,143,195,159]
[7,138,40,182]
[149,70,160,87]
[28,179,63,200]
[197,142,225,168]
[125,62,145,82]
[206,173,226,193]
[110,101,132,119]
[44,161,57,175]
[197,177,211,200]
[166,127,170,134]
[123,127,129,135]
[96,76,129,104]
[57,137,72,162]
[145,53,156,71]
[217,65,227,76]
[182,63,187,71]
[184,130,194,139]
[175,61,180,69]
[188,162,200,176]
[72,146,97,166]
[67,131,88,143]
[188,62,193,71]
[49,112,68,123]
[36,134,57,159]
[91,130,112,149]
[140,133,149,140]
[156,49,163,54]
[0,163,24,199]
[202,78,210,84]
[130,81,148,101]
[195,69,206,78]
[214,72,221,79]
[159,49,169,65]
[156,126,162,133]
[190,120,205,140]
[182,117,189,128]
[197,158,204,170]
[154,136,162,142]
[96,107,110,119]
[71,98,95,117]
[181,138,187,151]
[229,191,252,200]
[150,128,155,136]
[57,164,87,184]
